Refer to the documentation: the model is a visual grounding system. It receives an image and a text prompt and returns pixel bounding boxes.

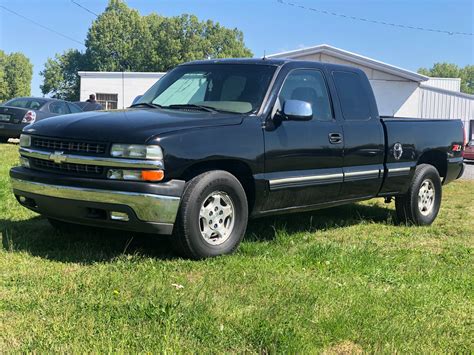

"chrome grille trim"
[20,148,164,169]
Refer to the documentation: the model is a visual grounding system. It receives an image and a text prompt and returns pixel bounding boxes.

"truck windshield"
[136,64,277,114]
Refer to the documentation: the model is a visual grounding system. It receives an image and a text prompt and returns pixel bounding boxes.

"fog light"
[19,196,27,203]
[110,211,129,221]
[20,156,30,168]
[107,169,164,182]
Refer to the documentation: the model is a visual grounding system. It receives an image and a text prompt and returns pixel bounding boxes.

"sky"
[1,0,473,97]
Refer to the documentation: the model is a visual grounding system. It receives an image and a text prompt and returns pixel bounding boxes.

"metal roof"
[268,44,429,82]
[78,71,166,78]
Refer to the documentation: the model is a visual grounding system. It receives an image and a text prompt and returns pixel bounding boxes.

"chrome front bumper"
[11,177,180,225]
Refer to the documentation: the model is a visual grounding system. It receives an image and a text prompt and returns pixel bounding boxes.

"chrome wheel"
[418,179,435,216]
[199,191,235,245]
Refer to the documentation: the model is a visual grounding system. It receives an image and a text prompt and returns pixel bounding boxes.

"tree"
[0,51,33,101]
[418,63,474,94]
[40,0,253,97]
[85,0,153,71]
[148,14,253,71]
[459,65,473,94]
[40,49,86,101]
[0,50,9,102]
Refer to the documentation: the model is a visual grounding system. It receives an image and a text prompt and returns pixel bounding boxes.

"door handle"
[329,133,343,144]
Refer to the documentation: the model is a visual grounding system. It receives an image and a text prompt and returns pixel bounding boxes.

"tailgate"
[0,106,28,124]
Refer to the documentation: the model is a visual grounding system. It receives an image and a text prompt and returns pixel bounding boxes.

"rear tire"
[395,164,442,225]
[173,170,248,259]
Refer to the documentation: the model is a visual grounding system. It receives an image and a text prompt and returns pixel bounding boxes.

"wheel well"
[417,150,447,178]
[180,160,256,213]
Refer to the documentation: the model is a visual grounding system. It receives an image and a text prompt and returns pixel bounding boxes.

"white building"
[269,44,473,138]
[78,44,473,139]
[78,71,165,109]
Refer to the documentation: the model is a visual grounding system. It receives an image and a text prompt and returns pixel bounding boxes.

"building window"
[96,93,118,110]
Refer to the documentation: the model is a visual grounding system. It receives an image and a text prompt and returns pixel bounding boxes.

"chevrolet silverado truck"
[10,59,465,259]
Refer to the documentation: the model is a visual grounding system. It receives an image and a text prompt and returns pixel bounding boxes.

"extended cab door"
[261,66,344,211]
[330,69,385,200]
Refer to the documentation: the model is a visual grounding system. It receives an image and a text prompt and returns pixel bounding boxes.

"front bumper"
[10,167,184,235]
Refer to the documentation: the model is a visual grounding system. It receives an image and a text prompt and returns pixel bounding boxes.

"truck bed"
[378,117,464,195]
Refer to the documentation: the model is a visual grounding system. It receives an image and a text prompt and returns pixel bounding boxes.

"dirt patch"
[323,341,363,354]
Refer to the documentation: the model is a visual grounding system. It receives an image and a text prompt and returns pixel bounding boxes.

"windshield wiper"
[162,104,218,113]
[129,102,164,109]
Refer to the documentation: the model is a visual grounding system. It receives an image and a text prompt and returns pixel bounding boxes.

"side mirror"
[282,100,312,121]
[132,95,143,105]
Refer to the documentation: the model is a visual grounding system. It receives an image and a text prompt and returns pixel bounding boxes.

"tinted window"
[279,69,332,121]
[49,101,70,115]
[5,98,46,110]
[332,71,371,120]
[68,102,83,113]
[154,73,208,105]
[139,64,276,114]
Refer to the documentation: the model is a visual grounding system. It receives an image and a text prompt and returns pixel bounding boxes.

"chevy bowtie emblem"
[50,151,67,164]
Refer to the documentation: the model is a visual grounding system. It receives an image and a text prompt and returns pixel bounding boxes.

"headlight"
[19,134,31,147]
[110,144,163,160]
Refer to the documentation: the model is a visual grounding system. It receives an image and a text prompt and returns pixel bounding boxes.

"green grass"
[0,143,473,353]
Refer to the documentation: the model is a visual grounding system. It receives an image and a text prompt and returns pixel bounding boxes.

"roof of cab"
[181,58,290,66]
[180,57,366,74]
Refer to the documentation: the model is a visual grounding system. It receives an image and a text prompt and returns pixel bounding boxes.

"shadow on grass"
[0,202,395,264]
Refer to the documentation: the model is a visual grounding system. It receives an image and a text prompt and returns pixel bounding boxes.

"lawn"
[0,143,473,353]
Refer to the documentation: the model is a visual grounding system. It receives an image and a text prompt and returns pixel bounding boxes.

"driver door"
[262,68,343,211]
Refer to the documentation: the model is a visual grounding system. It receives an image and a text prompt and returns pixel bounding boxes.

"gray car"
[0,97,83,142]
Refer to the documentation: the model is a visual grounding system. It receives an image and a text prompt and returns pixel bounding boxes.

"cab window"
[279,69,333,121]
[332,71,371,120]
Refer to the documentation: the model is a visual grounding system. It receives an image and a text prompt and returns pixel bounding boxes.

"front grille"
[30,158,104,176]
[32,137,107,155]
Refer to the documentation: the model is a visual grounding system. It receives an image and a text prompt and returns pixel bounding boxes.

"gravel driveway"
[460,161,474,180]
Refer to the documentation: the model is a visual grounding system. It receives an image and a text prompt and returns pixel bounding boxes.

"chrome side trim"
[19,147,164,169]
[388,166,411,177]
[269,173,343,189]
[388,167,411,173]
[344,169,380,181]
[447,156,463,163]
[11,178,179,224]
[344,169,380,177]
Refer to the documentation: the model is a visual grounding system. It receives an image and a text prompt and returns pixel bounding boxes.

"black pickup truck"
[10,59,465,258]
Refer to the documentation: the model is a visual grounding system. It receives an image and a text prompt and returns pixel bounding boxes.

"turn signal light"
[141,170,164,181]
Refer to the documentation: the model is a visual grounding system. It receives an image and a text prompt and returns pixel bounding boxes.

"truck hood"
[24,108,244,142]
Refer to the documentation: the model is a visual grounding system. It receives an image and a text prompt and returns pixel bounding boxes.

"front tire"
[395,164,442,225]
[173,170,248,259]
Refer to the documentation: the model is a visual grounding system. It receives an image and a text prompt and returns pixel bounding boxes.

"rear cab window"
[332,71,371,120]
